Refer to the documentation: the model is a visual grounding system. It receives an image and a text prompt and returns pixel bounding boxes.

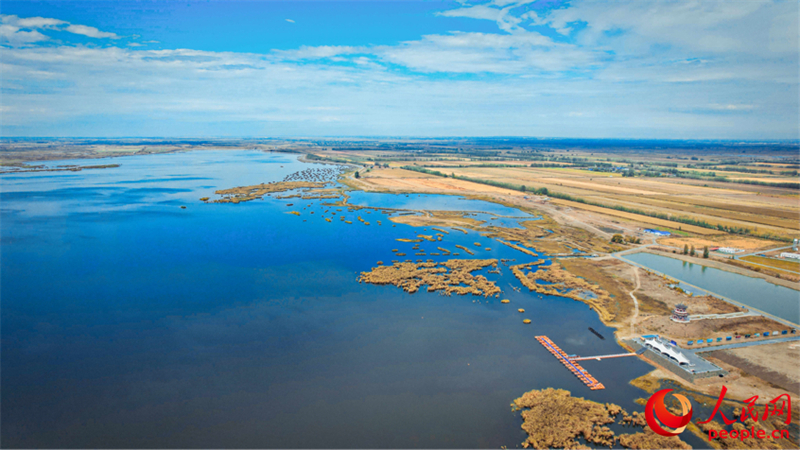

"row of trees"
[683,244,710,258]
[611,234,642,244]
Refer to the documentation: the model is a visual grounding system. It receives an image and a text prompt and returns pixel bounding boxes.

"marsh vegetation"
[358,259,501,297]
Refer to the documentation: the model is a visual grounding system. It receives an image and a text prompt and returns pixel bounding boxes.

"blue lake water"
[626,252,800,325]
[1,151,700,448]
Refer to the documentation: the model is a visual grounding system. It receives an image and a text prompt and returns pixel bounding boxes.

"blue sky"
[1,0,798,139]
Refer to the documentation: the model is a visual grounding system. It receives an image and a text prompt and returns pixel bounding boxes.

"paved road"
[690,311,758,320]
[629,266,640,335]
[690,335,800,353]
[736,245,793,259]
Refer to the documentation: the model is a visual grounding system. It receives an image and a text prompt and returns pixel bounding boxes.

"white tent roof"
[665,346,690,365]
[644,338,690,365]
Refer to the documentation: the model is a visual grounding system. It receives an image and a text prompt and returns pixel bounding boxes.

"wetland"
[1,150,706,448]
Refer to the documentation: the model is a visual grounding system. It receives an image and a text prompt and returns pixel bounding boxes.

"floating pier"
[535,336,605,390]
[569,353,638,361]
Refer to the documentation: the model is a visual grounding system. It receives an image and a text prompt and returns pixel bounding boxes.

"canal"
[625,252,800,325]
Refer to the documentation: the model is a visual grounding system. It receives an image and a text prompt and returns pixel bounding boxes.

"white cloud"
[0,14,119,44]
[438,3,521,33]
[0,4,797,139]
[275,45,361,60]
[65,24,119,39]
[285,19,295,23]
[708,104,757,112]
[375,31,595,73]
[544,0,796,55]
[14,16,67,28]
[0,24,49,44]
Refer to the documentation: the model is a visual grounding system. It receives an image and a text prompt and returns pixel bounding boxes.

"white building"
[781,252,800,260]
[717,247,744,254]
[643,337,691,365]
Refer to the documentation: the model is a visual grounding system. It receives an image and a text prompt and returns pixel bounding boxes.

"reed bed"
[455,245,475,256]
[213,181,327,203]
[358,259,501,297]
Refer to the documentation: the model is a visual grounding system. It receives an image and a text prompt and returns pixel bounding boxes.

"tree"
[520,185,527,192]
[354,171,360,179]
[703,246,709,258]
[690,245,696,256]
[683,244,689,255]
[611,234,624,244]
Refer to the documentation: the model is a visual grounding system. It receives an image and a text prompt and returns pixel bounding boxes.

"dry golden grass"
[512,388,622,449]
[511,260,622,325]
[498,240,538,256]
[483,217,623,254]
[357,165,797,242]
[213,181,327,203]
[657,236,784,252]
[665,197,798,220]
[629,373,662,394]
[388,211,484,229]
[454,245,475,256]
[724,259,800,281]
[357,259,500,297]
[556,258,636,325]
[361,168,520,195]
[614,196,799,231]
[512,388,690,449]
[438,165,798,235]
[740,255,800,272]
[552,199,720,235]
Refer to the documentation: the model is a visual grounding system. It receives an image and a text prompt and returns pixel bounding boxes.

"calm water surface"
[626,252,800,325]
[1,151,700,448]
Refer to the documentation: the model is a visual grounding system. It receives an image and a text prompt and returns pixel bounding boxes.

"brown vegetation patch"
[454,245,475,256]
[358,259,500,297]
[617,429,691,449]
[513,259,631,325]
[552,199,720,235]
[511,388,690,449]
[212,181,328,203]
[388,211,484,229]
[659,236,784,252]
[498,240,539,256]
[629,373,662,394]
[725,259,800,282]
[706,350,800,395]
[484,217,623,255]
[740,255,800,273]
[639,315,788,343]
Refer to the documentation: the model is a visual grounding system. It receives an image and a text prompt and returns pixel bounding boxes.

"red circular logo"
[645,388,693,436]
